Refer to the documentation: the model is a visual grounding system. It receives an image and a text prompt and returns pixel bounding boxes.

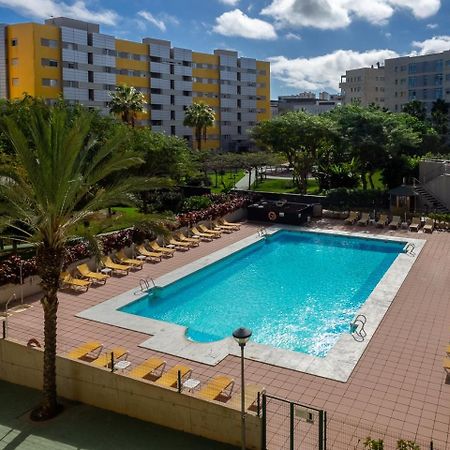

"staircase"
[414,181,449,213]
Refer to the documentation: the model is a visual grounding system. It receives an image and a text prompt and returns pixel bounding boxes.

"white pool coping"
[77,226,425,382]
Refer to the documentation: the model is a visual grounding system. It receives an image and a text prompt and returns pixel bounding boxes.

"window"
[12,78,19,86]
[42,78,58,87]
[11,38,18,46]
[42,58,58,67]
[63,80,79,88]
[41,38,58,48]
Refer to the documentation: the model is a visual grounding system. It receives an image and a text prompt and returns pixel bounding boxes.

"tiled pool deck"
[4,221,450,448]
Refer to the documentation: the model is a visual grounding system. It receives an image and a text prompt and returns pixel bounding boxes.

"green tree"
[109,84,147,127]
[402,100,427,122]
[252,111,336,193]
[183,102,215,151]
[0,106,151,420]
[430,98,449,136]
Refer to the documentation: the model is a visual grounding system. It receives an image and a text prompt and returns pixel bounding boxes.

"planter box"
[0,276,42,305]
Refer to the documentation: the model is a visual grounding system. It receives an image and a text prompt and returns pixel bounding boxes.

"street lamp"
[233,327,252,450]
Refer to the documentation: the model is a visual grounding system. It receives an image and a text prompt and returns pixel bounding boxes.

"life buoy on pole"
[27,338,41,349]
[268,211,277,221]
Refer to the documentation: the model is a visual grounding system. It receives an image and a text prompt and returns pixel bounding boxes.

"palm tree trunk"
[31,246,64,421]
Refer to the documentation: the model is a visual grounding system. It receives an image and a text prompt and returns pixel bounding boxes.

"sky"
[1,0,450,98]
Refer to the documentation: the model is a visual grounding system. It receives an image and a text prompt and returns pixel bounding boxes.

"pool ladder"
[350,314,367,342]
[404,242,415,256]
[139,277,156,292]
[257,227,268,238]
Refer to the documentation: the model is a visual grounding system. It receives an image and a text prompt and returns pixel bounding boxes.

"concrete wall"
[424,174,450,209]
[0,339,261,449]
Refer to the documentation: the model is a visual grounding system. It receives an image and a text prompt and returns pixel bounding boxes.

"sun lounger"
[77,264,108,284]
[409,217,421,232]
[149,241,175,257]
[192,226,219,240]
[136,244,162,263]
[389,216,401,230]
[358,212,370,226]
[228,384,265,410]
[129,357,166,380]
[67,341,103,360]
[345,211,359,225]
[375,214,389,228]
[175,232,200,247]
[101,256,131,275]
[445,344,450,356]
[423,218,435,234]
[60,272,91,292]
[168,238,190,251]
[155,364,192,388]
[199,224,222,236]
[115,250,144,269]
[91,347,128,368]
[444,356,450,374]
[197,375,235,401]
[219,218,242,230]
[212,220,234,233]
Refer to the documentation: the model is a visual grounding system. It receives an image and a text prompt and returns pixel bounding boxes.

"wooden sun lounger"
[77,264,109,284]
[115,250,144,269]
[155,364,192,388]
[212,221,234,233]
[358,212,370,226]
[136,245,162,263]
[129,357,166,380]
[423,218,435,234]
[375,214,389,228]
[345,211,359,225]
[228,384,265,411]
[91,347,128,368]
[196,376,235,401]
[149,241,175,257]
[175,232,200,247]
[409,217,421,232]
[389,216,401,229]
[102,256,131,275]
[60,272,91,292]
[191,227,218,240]
[168,238,190,251]
[67,341,103,360]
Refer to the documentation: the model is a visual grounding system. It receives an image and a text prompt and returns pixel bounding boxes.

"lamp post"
[233,327,252,450]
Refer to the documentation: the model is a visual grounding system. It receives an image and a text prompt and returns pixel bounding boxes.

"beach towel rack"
[350,314,367,342]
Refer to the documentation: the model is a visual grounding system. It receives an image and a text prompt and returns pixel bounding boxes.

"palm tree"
[183,102,215,151]
[109,84,147,127]
[0,105,151,421]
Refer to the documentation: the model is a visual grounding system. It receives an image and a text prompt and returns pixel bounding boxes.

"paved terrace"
[4,221,450,448]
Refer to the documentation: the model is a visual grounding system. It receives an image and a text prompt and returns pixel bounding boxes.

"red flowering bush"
[177,194,250,227]
[99,229,134,255]
[0,254,38,285]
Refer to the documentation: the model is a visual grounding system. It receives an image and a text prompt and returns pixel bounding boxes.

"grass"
[252,178,321,194]
[208,170,245,193]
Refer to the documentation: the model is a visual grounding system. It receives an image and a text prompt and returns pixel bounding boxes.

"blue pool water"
[120,231,404,357]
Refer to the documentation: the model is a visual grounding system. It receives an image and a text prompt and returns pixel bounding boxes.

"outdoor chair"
[77,264,108,284]
[115,250,144,269]
[191,227,215,241]
[388,216,401,229]
[136,244,163,263]
[199,224,222,236]
[444,356,450,374]
[155,364,192,388]
[375,214,389,228]
[129,357,166,380]
[357,212,370,226]
[60,272,91,292]
[423,218,435,234]
[228,384,266,411]
[101,256,131,275]
[196,375,235,401]
[175,232,200,247]
[149,241,175,257]
[91,347,128,368]
[168,237,190,251]
[219,218,242,229]
[344,211,359,225]
[67,341,103,360]
[212,220,234,233]
[409,217,421,232]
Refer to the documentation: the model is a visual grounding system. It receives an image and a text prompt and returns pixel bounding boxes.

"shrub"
[364,437,384,450]
[181,195,213,212]
[324,188,389,210]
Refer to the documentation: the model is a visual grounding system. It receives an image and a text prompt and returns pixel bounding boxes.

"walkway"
[0,380,235,449]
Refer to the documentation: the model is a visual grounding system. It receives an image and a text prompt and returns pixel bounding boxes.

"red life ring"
[268,211,277,221]
[27,338,41,349]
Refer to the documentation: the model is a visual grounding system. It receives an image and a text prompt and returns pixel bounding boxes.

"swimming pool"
[120,231,405,357]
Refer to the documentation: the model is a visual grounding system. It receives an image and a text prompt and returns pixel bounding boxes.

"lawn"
[252,178,321,194]
[208,170,245,193]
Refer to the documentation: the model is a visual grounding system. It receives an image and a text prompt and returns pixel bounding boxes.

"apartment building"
[339,65,385,107]
[384,52,450,114]
[0,17,270,151]
[277,91,341,115]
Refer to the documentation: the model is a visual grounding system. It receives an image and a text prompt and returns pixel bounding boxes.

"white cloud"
[261,0,441,30]
[285,32,302,40]
[426,23,438,29]
[219,0,240,5]
[137,11,179,32]
[411,35,450,55]
[213,9,277,40]
[269,49,398,92]
[0,0,118,25]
